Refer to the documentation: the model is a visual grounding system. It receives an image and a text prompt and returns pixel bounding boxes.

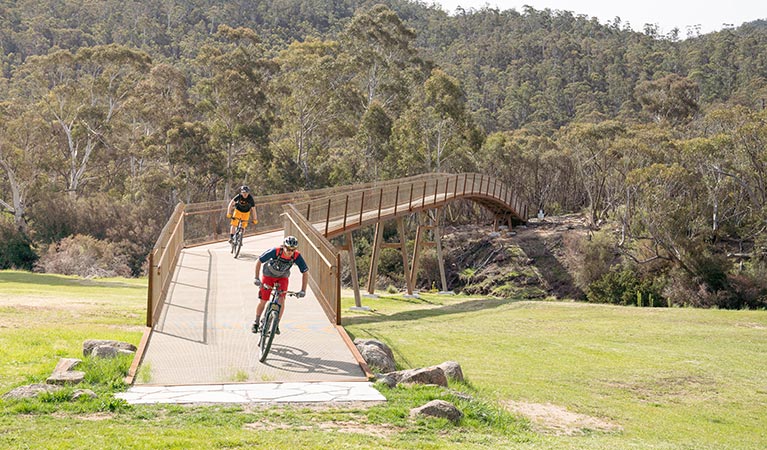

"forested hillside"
[1,1,765,308]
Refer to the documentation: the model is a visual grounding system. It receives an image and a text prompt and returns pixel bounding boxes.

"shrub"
[0,215,38,270]
[587,266,663,306]
[662,252,741,309]
[26,194,163,276]
[727,273,767,309]
[36,234,132,278]
[571,230,618,290]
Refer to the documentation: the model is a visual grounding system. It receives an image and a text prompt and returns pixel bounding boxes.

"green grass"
[2,270,766,449]
[342,291,767,449]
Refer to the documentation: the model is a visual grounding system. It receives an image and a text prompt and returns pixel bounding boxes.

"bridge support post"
[397,217,414,295]
[433,208,448,292]
[366,222,384,295]
[409,212,426,291]
[341,232,365,309]
[409,209,448,293]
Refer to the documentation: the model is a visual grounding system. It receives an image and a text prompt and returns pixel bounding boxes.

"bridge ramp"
[137,231,367,385]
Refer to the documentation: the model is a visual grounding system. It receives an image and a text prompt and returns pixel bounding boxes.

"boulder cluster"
[354,338,466,423]
[2,339,136,401]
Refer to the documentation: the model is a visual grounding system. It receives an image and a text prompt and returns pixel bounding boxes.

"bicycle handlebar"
[261,284,302,296]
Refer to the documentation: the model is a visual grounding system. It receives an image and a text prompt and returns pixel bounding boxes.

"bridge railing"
[283,204,341,324]
[146,202,185,327]
[291,172,528,238]
[145,173,527,327]
[181,174,439,246]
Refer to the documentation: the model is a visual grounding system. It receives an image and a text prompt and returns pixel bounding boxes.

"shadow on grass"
[0,271,144,290]
[342,297,514,326]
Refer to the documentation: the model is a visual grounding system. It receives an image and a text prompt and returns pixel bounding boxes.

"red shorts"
[258,276,289,301]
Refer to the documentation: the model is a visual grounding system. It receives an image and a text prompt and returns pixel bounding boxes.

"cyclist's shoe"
[251,322,259,333]
[275,325,281,335]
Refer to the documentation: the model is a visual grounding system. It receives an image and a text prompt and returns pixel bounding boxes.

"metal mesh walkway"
[137,231,367,385]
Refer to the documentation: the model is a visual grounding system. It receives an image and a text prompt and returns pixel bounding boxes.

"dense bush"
[571,230,619,291]
[26,194,162,276]
[587,266,663,306]
[36,234,132,278]
[662,253,747,309]
[0,216,38,270]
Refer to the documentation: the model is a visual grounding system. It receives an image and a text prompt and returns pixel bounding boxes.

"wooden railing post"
[377,187,384,221]
[359,191,365,225]
[394,185,400,215]
[146,252,154,327]
[342,195,349,229]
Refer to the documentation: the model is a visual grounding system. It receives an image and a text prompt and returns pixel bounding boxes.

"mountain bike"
[230,217,244,258]
[257,284,300,363]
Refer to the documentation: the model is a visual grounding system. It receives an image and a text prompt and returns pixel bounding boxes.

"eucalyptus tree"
[390,69,480,176]
[635,74,700,125]
[691,107,767,246]
[478,130,571,215]
[13,44,151,198]
[0,100,51,233]
[559,120,627,226]
[192,25,278,200]
[125,63,194,207]
[270,37,360,189]
[341,4,427,180]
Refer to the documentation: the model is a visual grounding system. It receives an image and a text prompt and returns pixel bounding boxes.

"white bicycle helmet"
[283,235,298,249]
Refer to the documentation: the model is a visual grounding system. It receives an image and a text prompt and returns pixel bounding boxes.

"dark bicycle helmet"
[283,235,298,249]
[240,185,250,193]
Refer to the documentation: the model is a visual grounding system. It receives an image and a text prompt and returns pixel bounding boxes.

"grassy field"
[342,291,767,449]
[1,270,766,449]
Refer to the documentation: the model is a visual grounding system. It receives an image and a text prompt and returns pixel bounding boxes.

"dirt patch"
[601,375,718,403]
[244,419,401,437]
[503,401,621,436]
[52,412,115,421]
[513,214,590,300]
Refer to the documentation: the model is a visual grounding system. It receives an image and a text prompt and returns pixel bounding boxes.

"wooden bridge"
[127,173,527,385]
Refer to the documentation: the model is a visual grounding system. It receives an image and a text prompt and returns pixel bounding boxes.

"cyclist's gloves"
[226,213,232,219]
[297,290,306,298]
[254,279,261,287]
[252,219,259,224]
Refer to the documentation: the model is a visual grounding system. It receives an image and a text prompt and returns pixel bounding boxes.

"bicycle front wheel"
[259,309,279,362]
[234,230,243,258]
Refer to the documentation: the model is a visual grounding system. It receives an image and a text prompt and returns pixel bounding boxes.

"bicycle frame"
[257,283,298,362]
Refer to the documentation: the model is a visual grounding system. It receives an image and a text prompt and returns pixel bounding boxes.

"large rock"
[388,366,448,387]
[47,357,86,385]
[436,361,464,382]
[354,339,394,361]
[72,389,98,400]
[83,340,136,357]
[47,371,85,385]
[52,358,81,374]
[92,345,135,359]
[410,399,463,423]
[373,373,397,389]
[2,383,62,400]
[354,339,395,373]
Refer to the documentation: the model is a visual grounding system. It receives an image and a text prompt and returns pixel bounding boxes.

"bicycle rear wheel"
[258,309,279,362]
[234,229,243,258]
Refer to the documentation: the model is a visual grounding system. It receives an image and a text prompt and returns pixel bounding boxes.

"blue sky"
[429,0,766,36]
